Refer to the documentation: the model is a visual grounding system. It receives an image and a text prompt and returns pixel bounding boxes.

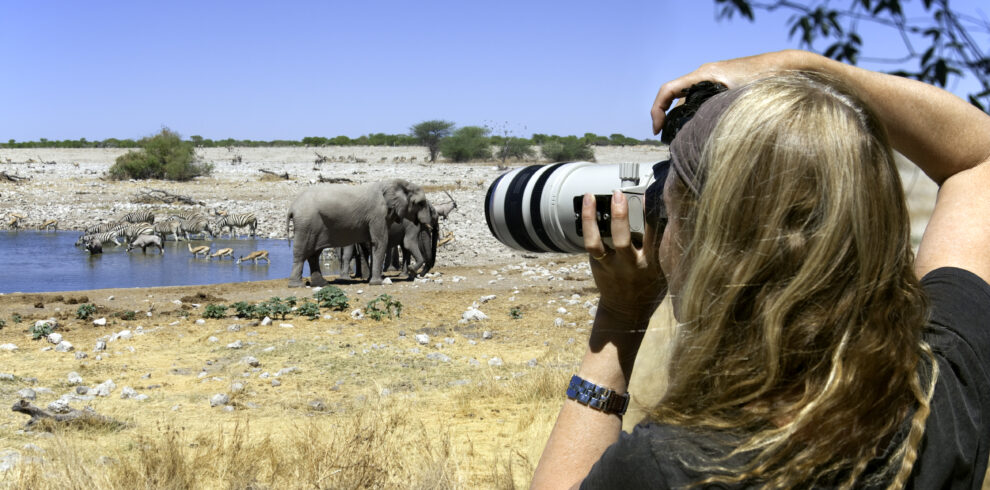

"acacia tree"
[410,120,455,163]
[715,0,990,112]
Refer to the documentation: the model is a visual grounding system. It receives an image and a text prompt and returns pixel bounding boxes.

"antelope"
[6,216,21,229]
[40,219,58,231]
[210,247,234,260]
[236,250,270,264]
[434,190,458,220]
[188,243,210,256]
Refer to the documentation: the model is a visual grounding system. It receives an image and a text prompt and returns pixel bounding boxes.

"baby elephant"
[127,235,165,255]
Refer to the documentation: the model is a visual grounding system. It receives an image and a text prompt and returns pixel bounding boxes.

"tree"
[410,120,455,162]
[715,0,990,112]
[108,128,212,181]
[440,126,492,162]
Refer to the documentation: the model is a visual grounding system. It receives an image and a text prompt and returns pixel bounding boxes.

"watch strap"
[566,374,629,416]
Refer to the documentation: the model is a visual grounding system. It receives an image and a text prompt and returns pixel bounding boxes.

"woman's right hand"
[650,50,809,135]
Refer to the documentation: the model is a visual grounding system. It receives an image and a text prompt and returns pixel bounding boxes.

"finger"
[609,190,633,252]
[580,193,606,257]
[651,78,697,135]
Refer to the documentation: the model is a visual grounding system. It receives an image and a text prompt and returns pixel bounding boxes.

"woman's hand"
[650,50,806,135]
[582,191,666,327]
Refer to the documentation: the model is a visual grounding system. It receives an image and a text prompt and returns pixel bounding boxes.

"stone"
[114,330,132,341]
[554,318,565,327]
[48,398,71,414]
[426,352,451,363]
[260,316,272,326]
[46,332,63,344]
[350,309,364,320]
[210,393,229,407]
[479,294,496,303]
[271,379,281,387]
[74,352,88,359]
[55,341,74,352]
[279,323,294,329]
[93,318,107,326]
[120,386,138,399]
[67,372,83,385]
[382,277,392,285]
[527,359,538,368]
[242,356,260,367]
[133,394,149,401]
[17,388,36,400]
[0,344,17,352]
[482,331,493,340]
[208,336,219,343]
[195,319,206,325]
[90,379,116,397]
[36,318,57,330]
[415,333,430,345]
[227,324,241,332]
[230,382,245,393]
[0,373,14,381]
[488,357,504,367]
[462,307,488,321]
[309,400,326,411]
[75,386,89,395]
[275,367,298,377]
[227,340,243,349]
[94,340,107,352]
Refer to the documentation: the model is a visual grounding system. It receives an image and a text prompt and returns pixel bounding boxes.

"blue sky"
[1,1,985,142]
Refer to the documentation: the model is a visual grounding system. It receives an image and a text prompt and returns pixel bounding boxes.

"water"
[0,231,320,293]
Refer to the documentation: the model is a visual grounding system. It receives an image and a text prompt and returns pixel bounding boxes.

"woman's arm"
[531,191,666,489]
[650,49,990,282]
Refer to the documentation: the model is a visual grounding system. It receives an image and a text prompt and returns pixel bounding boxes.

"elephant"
[338,202,439,280]
[127,235,165,254]
[286,179,433,287]
[337,243,372,280]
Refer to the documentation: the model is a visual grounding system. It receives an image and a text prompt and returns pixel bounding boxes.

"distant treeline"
[1,132,660,149]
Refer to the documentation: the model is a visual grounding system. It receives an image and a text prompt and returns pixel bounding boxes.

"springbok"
[210,247,234,260]
[236,250,270,264]
[40,219,58,231]
[188,243,210,256]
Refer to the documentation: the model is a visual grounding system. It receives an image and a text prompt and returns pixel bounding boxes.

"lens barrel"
[485,162,654,253]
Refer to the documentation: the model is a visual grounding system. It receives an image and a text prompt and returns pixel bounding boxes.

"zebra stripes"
[181,217,213,240]
[121,223,155,241]
[118,210,155,224]
[213,213,258,238]
[77,229,122,247]
[153,219,183,241]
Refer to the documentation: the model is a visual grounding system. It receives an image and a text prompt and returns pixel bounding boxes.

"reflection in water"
[0,231,293,293]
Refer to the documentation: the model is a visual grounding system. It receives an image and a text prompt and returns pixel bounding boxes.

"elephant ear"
[383,179,411,224]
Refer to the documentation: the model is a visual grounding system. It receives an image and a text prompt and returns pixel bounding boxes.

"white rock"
[462,308,488,321]
[208,336,219,343]
[90,379,116,397]
[488,357,504,367]
[94,340,107,351]
[415,333,430,345]
[588,306,598,317]
[382,277,392,285]
[134,394,149,401]
[210,393,229,407]
[93,318,107,326]
[46,333,63,344]
[55,341,74,352]
[227,340,243,349]
[230,382,245,393]
[67,372,83,385]
[47,398,71,414]
[482,331,493,340]
[279,323,294,329]
[260,316,272,326]
[0,344,17,352]
[350,309,364,320]
[557,307,568,314]
[479,294,496,303]
[242,356,260,367]
[195,319,206,325]
[554,318,565,327]
[114,330,133,341]
[120,386,138,399]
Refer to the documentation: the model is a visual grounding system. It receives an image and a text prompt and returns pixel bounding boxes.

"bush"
[30,322,54,340]
[12,313,22,324]
[541,137,595,162]
[314,286,349,311]
[497,137,535,162]
[76,303,97,320]
[117,310,137,321]
[232,301,258,319]
[296,301,321,320]
[108,128,212,181]
[365,294,402,321]
[0,319,5,330]
[509,307,523,320]
[203,304,228,319]
[440,126,492,162]
[258,297,291,320]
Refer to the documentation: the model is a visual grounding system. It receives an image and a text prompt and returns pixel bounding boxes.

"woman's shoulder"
[920,266,990,355]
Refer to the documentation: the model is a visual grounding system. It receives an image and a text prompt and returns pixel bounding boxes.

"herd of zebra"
[71,209,266,262]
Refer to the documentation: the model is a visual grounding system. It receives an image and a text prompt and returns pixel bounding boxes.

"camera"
[485,160,669,253]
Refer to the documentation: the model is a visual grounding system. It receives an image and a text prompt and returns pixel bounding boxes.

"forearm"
[779,49,990,184]
[531,308,650,490]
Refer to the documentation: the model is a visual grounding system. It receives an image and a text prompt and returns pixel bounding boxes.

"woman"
[532,50,990,488]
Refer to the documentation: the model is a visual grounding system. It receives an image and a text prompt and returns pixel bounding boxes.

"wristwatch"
[566,375,629,416]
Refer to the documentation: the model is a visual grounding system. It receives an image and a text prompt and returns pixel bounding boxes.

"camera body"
[485,162,658,253]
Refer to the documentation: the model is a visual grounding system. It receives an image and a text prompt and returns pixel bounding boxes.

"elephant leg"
[359,243,372,281]
[338,246,353,277]
[308,254,327,287]
[288,247,307,288]
[368,239,386,285]
[403,233,425,277]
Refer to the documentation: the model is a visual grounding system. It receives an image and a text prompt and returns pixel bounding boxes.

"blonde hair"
[652,72,936,488]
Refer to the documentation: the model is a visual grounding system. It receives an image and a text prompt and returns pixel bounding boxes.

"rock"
[380,388,391,397]
[17,388,36,400]
[93,318,107,326]
[415,333,430,345]
[426,352,451,363]
[113,330,132,341]
[279,323,294,329]
[134,394,149,401]
[46,332,63,344]
[382,277,392,285]
[36,318,57,330]
[227,340,243,349]
[242,356,260,367]
[275,367,298,377]
[554,318,565,327]
[210,393,229,407]
[67,372,83,385]
[0,373,14,381]
[75,386,89,395]
[479,294,496,303]
[350,309,364,320]
[208,336,219,343]
[488,357,504,367]
[75,352,87,360]
[588,305,598,317]
[90,379,116,397]
[271,379,281,387]
[0,344,17,352]
[230,382,245,393]
[55,341,74,352]
[260,316,272,326]
[468,358,481,367]
[47,398,71,414]
[227,324,241,332]
[195,319,206,325]
[94,340,107,352]
[527,359,538,367]
[120,386,138,399]
[462,307,488,321]
[309,400,326,411]
[0,450,21,473]
[482,330,493,340]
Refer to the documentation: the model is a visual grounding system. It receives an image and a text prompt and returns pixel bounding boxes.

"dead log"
[438,231,455,247]
[259,169,290,180]
[11,399,129,430]
[0,171,29,182]
[316,174,354,184]
[133,188,205,205]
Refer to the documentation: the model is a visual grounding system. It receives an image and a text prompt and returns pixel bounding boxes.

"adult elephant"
[339,202,439,280]
[286,179,433,287]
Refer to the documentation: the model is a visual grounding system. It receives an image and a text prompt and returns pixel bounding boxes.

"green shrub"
[13,313,23,324]
[314,286,349,311]
[497,137,535,162]
[203,304,228,319]
[117,310,137,321]
[232,301,258,319]
[0,319,5,329]
[509,307,523,320]
[259,297,291,320]
[365,294,402,321]
[30,321,54,340]
[108,128,212,181]
[440,126,492,162]
[76,303,97,320]
[284,296,298,307]
[296,301,321,320]
[541,137,595,162]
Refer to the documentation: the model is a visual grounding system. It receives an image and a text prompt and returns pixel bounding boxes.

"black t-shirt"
[582,267,990,489]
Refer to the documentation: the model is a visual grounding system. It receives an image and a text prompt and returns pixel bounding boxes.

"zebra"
[153,219,184,241]
[180,217,213,240]
[76,229,122,247]
[121,223,155,242]
[212,213,258,238]
[169,210,206,221]
[84,222,123,234]
[118,210,155,224]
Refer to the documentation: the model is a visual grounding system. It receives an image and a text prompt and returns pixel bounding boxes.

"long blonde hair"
[652,72,936,488]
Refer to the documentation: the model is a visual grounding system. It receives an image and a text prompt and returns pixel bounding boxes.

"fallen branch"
[259,169,290,180]
[0,171,29,182]
[133,188,205,205]
[316,174,354,184]
[11,399,129,430]
[438,231,455,247]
